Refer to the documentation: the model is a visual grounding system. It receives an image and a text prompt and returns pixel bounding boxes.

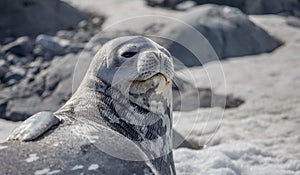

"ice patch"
[25,153,39,163]
[88,164,99,171]
[47,170,61,175]
[34,168,50,175]
[34,168,60,175]
[71,165,84,171]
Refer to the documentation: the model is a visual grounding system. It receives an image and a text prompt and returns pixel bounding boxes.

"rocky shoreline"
[0,0,299,174]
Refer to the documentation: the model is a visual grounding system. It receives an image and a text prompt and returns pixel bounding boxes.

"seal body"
[3,36,176,175]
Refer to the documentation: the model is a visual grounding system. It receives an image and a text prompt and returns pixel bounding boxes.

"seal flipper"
[7,111,60,141]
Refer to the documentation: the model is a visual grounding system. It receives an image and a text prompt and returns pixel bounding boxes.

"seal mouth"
[132,73,170,85]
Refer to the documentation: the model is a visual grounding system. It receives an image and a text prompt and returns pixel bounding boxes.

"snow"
[172,15,300,175]
[174,143,300,175]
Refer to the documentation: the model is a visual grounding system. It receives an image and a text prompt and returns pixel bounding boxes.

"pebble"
[56,30,74,40]
[2,36,33,57]
[176,1,196,11]
[36,35,64,55]
[78,20,88,29]
[3,66,26,85]
[6,54,21,65]
[0,59,9,79]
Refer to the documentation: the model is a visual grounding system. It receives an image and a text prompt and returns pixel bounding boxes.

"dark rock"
[66,44,83,54]
[32,45,44,58]
[2,36,33,56]
[2,37,15,45]
[3,66,26,86]
[6,54,21,65]
[92,17,104,27]
[78,20,89,29]
[6,54,34,65]
[287,16,300,28]
[0,101,7,117]
[172,75,244,111]
[5,95,42,121]
[146,0,183,8]
[176,1,197,11]
[89,6,281,67]
[56,30,74,40]
[41,62,51,70]
[35,35,65,56]
[0,59,9,79]
[27,59,42,76]
[22,55,34,64]
[0,0,89,42]
[27,67,40,76]
[73,31,93,43]
[0,51,4,59]
[241,0,300,16]
[0,53,82,121]
[145,0,300,17]
[28,59,42,69]
[161,5,282,66]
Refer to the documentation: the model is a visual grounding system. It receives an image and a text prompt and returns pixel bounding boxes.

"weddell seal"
[1,36,176,175]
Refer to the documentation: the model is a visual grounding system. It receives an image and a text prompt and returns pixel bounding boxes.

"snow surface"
[174,142,300,175]
[172,15,300,175]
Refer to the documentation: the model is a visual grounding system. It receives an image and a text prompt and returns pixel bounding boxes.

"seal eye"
[121,51,137,58]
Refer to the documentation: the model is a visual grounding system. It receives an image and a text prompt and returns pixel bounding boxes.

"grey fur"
[2,36,176,175]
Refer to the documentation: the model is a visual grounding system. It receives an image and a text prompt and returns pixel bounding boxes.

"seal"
[3,36,176,175]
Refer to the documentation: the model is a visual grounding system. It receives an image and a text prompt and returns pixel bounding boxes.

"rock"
[27,58,43,76]
[35,35,66,56]
[2,37,15,45]
[92,17,104,27]
[0,0,89,41]
[4,95,42,121]
[6,54,21,65]
[6,54,34,65]
[27,68,39,78]
[65,44,83,54]
[145,0,300,17]
[176,0,197,11]
[0,53,85,121]
[41,62,51,70]
[172,75,244,111]
[0,119,20,142]
[56,30,74,40]
[28,59,43,69]
[287,16,300,28]
[3,66,26,86]
[146,0,183,8]
[2,36,33,57]
[73,31,93,43]
[161,5,282,66]
[78,20,89,29]
[32,45,44,58]
[241,0,300,16]
[0,59,9,79]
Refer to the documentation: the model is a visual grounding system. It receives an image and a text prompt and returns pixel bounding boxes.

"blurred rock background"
[0,0,299,174]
